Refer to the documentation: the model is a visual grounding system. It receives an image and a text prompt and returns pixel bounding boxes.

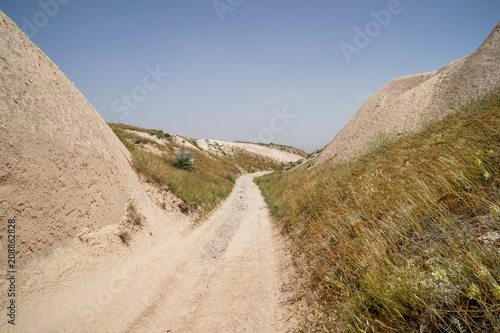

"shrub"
[172,147,196,171]
[226,173,236,184]
[126,202,143,227]
[118,230,131,244]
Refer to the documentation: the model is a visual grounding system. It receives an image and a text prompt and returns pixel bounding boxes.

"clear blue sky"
[2,1,499,152]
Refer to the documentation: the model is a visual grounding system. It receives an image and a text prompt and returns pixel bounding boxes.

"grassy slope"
[256,91,500,332]
[109,123,280,220]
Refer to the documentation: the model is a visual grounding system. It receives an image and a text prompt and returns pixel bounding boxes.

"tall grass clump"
[256,90,500,332]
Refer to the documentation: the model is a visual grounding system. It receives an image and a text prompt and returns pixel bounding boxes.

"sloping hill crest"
[317,22,500,165]
[0,10,165,256]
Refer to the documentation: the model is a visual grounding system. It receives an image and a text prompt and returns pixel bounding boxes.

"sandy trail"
[10,173,291,333]
[129,173,288,333]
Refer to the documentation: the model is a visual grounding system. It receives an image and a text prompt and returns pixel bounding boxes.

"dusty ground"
[3,174,295,333]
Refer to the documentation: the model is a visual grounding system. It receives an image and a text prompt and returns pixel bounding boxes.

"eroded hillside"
[0,10,162,257]
[317,22,500,165]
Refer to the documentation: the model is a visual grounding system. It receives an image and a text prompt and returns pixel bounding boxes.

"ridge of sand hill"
[124,128,304,163]
[317,22,500,165]
[0,10,169,257]
[195,139,303,163]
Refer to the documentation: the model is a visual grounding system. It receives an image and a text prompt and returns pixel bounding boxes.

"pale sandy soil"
[0,9,156,258]
[196,139,302,163]
[3,174,294,333]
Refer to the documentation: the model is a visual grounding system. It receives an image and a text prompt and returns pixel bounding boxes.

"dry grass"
[117,201,144,245]
[109,123,279,220]
[256,90,500,332]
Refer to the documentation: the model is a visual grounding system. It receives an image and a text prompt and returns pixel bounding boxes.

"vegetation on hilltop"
[256,90,500,332]
[110,123,173,141]
[109,123,280,220]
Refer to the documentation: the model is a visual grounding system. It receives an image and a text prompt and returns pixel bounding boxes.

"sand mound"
[0,10,165,257]
[123,128,303,163]
[196,139,303,163]
[317,22,500,165]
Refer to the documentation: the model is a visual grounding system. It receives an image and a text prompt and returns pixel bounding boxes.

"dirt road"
[9,173,292,333]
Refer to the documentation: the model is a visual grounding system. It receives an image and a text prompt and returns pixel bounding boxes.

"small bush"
[117,202,143,245]
[118,230,131,244]
[226,173,236,184]
[126,202,143,227]
[172,147,196,171]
